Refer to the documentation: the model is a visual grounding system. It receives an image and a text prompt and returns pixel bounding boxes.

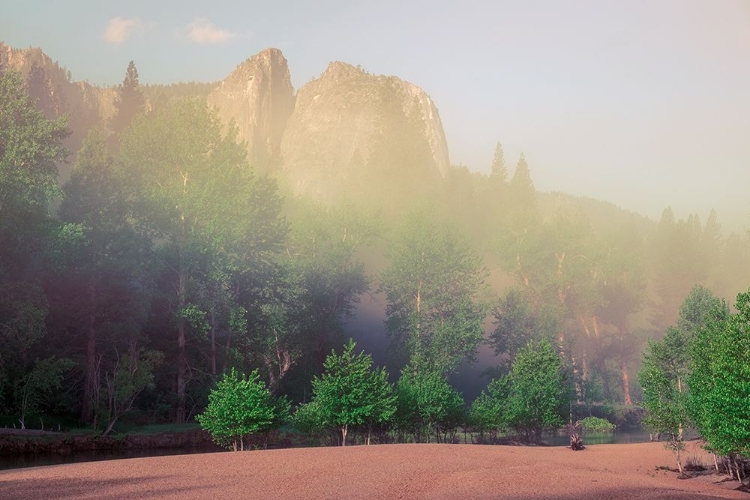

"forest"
[1,58,749,468]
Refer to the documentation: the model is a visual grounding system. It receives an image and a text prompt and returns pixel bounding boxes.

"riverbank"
[0,426,218,456]
[1,441,746,499]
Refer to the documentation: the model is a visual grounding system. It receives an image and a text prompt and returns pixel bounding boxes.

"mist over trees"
[1,54,750,464]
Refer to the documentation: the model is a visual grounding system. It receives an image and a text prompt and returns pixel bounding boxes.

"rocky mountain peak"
[207,47,295,170]
[278,59,450,203]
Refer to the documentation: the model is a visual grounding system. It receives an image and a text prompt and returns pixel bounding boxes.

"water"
[1,430,655,471]
[0,446,224,471]
[543,429,654,447]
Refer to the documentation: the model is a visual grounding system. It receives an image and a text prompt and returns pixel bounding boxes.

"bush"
[579,416,615,433]
[196,368,288,451]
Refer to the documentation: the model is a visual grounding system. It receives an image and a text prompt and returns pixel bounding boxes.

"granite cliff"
[207,49,295,171]
[0,43,114,181]
[279,61,449,203]
[2,44,451,204]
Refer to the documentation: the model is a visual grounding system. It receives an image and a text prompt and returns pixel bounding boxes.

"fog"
[4,1,749,229]
[1,1,749,426]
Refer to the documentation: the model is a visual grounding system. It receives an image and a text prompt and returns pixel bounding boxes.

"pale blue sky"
[3,1,749,229]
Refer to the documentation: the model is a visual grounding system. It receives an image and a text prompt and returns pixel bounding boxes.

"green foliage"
[176,304,210,338]
[197,368,288,450]
[102,348,163,436]
[639,286,726,442]
[381,209,487,374]
[578,416,615,433]
[291,400,326,439]
[0,71,68,233]
[307,340,395,446]
[0,70,71,417]
[14,356,75,427]
[394,368,465,443]
[688,290,750,459]
[489,288,557,371]
[638,328,690,439]
[270,199,374,393]
[4,46,750,442]
[119,98,286,421]
[677,284,725,336]
[639,285,728,473]
[504,339,570,443]
[469,376,510,441]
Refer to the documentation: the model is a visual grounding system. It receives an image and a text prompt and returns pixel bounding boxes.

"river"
[0,430,657,470]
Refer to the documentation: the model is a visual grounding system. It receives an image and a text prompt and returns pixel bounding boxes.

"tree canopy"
[303,339,395,446]
[197,368,288,451]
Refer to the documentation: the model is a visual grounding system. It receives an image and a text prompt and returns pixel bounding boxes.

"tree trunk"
[621,360,633,406]
[223,333,232,375]
[676,376,684,440]
[599,360,613,401]
[341,424,348,446]
[176,248,187,424]
[82,277,97,424]
[210,305,216,377]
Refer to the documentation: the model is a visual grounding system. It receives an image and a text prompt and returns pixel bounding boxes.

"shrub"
[196,368,288,451]
[579,416,615,433]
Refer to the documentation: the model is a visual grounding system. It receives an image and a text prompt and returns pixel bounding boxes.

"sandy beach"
[0,441,746,499]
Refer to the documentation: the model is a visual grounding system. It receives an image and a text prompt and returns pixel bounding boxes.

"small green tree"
[638,327,690,473]
[309,340,395,446]
[197,368,287,451]
[469,376,510,443]
[688,291,750,481]
[292,400,327,442]
[394,369,465,443]
[504,339,570,443]
[14,356,74,429]
[639,285,727,475]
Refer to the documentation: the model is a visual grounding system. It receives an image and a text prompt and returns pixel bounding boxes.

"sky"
[3,0,749,230]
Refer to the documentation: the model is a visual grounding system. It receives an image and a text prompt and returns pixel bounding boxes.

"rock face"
[207,48,295,171]
[279,61,450,202]
[0,43,115,182]
[2,43,451,205]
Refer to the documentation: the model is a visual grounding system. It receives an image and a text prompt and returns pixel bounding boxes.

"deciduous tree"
[504,339,570,443]
[119,99,285,422]
[688,291,749,480]
[306,340,395,446]
[381,210,486,374]
[197,368,287,451]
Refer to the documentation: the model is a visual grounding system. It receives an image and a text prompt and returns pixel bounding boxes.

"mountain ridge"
[1,42,658,229]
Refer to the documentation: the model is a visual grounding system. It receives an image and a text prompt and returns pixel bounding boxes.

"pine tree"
[26,63,64,119]
[490,142,508,183]
[508,152,538,227]
[110,61,144,135]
